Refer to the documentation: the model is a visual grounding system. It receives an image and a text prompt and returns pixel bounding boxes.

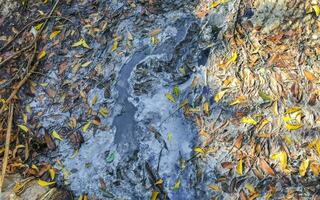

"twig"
[0,103,14,193]
[0,15,73,53]
[0,0,60,115]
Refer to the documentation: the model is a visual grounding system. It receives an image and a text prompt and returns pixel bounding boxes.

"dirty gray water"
[24,1,224,199]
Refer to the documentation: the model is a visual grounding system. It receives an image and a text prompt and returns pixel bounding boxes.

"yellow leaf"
[111,40,118,51]
[181,159,186,170]
[203,102,209,115]
[299,159,309,177]
[241,117,257,125]
[257,119,270,132]
[151,191,159,200]
[99,106,109,117]
[38,50,46,60]
[266,193,273,200]
[281,116,294,122]
[40,82,48,87]
[49,30,61,40]
[37,179,55,187]
[228,49,238,64]
[49,168,55,180]
[194,147,205,154]
[211,2,220,8]
[51,130,63,141]
[155,179,163,185]
[208,184,220,191]
[214,90,227,102]
[78,195,83,200]
[168,132,173,142]
[229,96,246,106]
[22,113,28,124]
[81,61,92,67]
[313,5,320,16]
[283,135,293,146]
[35,23,43,30]
[173,179,181,190]
[18,124,28,133]
[245,183,256,194]
[32,164,39,172]
[285,123,303,130]
[271,151,287,171]
[285,106,301,114]
[83,195,88,200]
[236,158,243,175]
[165,93,176,103]
[26,104,31,113]
[91,95,97,105]
[72,38,91,49]
[82,121,91,132]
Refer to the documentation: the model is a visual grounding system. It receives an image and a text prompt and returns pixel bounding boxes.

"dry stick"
[0,15,74,53]
[0,0,60,115]
[0,103,13,193]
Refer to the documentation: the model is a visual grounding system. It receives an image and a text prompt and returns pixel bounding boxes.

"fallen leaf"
[234,133,243,149]
[49,168,55,180]
[285,123,303,130]
[18,124,28,133]
[51,130,63,141]
[258,91,272,101]
[173,86,180,97]
[49,30,61,40]
[228,49,238,64]
[245,183,256,194]
[165,93,176,103]
[151,191,159,200]
[38,50,46,60]
[299,159,309,177]
[259,159,275,176]
[241,117,257,125]
[168,132,173,142]
[304,70,316,82]
[203,102,210,115]
[214,90,227,102]
[82,121,91,132]
[111,39,118,51]
[155,179,163,185]
[313,5,320,16]
[208,184,220,191]
[35,23,43,30]
[99,107,109,117]
[285,106,301,114]
[194,147,205,154]
[310,162,320,176]
[37,179,55,187]
[173,179,181,190]
[106,151,115,163]
[211,2,220,8]
[236,159,243,176]
[72,38,91,49]
[271,151,287,171]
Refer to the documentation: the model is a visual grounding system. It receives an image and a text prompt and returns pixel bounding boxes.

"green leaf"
[168,132,173,142]
[258,91,272,101]
[173,86,180,97]
[18,124,28,133]
[106,151,115,163]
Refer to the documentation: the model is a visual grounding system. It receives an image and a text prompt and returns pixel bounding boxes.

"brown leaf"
[259,159,275,176]
[59,61,68,75]
[234,133,244,149]
[290,82,302,102]
[308,93,317,106]
[239,189,248,200]
[221,162,233,169]
[44,132,56,150]
[37,164,51,177]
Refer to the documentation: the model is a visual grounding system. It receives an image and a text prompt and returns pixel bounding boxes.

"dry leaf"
[299,159,309,177]
[304,70,316,82]
[37,179,55,187]
[259,159,275,176]
[236,159,243,175]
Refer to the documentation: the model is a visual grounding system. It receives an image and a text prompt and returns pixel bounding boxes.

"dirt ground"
[1,0,320,200]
